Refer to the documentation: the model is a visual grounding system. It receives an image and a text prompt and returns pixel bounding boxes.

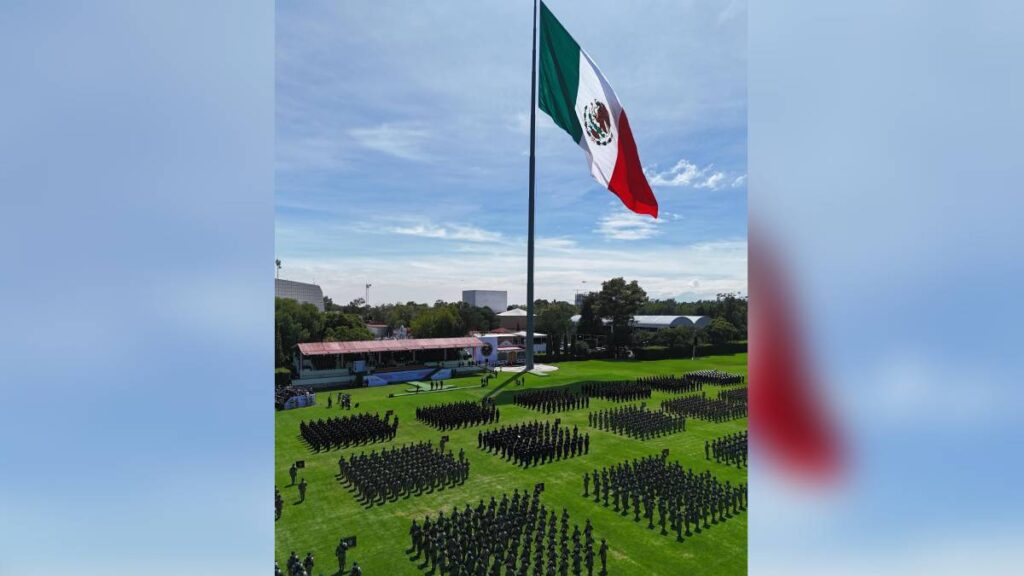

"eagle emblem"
[583,100,613,146]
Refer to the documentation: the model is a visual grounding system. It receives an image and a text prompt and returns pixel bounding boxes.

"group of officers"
[705,430,748,468]
[416,399,500,431]
[661,393,748,422]
[587,405,686,440]
[299,412,398,452]
[513,388,589,413]
[582,454,747,543]
[477,420,590,468]
[580,381,652,403]
[327,391,353,410]
[278,548,362,576]
[337,441,470,506]
[408,489,610,576]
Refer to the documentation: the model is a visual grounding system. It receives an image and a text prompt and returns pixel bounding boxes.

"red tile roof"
[297,336,484,356]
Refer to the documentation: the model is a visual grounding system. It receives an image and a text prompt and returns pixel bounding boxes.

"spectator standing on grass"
[298,477,307,502]
[289,462,298,485]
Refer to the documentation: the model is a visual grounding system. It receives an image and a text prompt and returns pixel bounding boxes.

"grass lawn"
[276,354,747,576]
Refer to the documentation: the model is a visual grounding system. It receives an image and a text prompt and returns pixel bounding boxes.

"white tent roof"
[497,308,528,316]
[569,314,711,329]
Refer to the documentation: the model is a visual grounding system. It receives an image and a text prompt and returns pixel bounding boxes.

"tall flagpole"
[525,0,538,371]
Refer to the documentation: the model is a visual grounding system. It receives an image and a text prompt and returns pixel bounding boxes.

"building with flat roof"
[462,290,508,313]
[275,278,324,311]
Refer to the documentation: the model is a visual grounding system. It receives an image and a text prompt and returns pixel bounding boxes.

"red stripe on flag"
[750,237,843,481]
[608,111,659,218]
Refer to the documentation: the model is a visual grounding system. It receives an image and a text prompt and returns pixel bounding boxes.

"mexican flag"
[538,1,659,218]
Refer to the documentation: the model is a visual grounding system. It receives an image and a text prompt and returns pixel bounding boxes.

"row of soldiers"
[417,400,500,430]
[717,387,748,405]
[639,375,704,394]
[661,394,748,422]
[299,412,398,452]
[513,387,589,413]
[706,431,748,468]
[580,381,652,403]
[478,420,590,468]
[683,369,744,386]
[582,455,747,543]
[337,441,470,506]
[588,405,686,440]
[409,489,610,576]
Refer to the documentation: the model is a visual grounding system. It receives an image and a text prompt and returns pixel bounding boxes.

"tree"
[576,295,604,337]
[706,317,740,345]
[593,277,648,351]
[275,297,324,367]
[536,301,576,356]
[275,258,281,279]
[411,306,465,338]
[323,311,374,342]
[455,302,498,333]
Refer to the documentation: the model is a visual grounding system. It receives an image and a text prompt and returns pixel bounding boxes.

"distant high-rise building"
[275,278,324,311]
[574,291,597,307]
[462,290,508,313]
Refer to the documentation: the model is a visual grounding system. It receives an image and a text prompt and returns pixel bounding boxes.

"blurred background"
[1,1,1022,574]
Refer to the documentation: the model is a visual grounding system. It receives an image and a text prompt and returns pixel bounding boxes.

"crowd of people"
[275,385,314,411]
[580,381,652,402]
[705,431,748,468]
[513,387,589,413]
[478,420,590,467]
[582,454,747,543]
[337,441,470,506]
[298,412,398,452]
[639,375,704,394]
[682,369,744,386]
[588,405,686,440]
[660,394,747,422]
[416,399,500,430]
[409,489,610,576]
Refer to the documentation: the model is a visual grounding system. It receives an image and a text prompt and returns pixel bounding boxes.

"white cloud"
[646,158,737,190]
[595,210,663,240]
[348,123,430,161]
[389,223,504,243]
[732,174,747,187]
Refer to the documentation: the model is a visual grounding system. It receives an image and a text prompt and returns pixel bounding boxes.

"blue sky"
[276,0,747,305]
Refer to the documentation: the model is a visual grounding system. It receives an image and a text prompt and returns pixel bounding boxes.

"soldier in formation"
[661,394,747,422]
[479,420,590,467]
[638,375,704,394]
[513,387,589,413]
[580,381,651,402]
[416,399,499,430]
[337,441,470,506]
[706,430,748,468]
[682,369,743,386]
[588,405,685,439]
[299,412,398,452]
[583,455,747,545]
[410,488,604,576]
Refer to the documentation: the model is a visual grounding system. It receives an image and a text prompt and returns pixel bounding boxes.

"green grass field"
[276,354,747,576]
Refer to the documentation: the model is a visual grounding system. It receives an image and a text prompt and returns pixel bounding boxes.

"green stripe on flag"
[539,1,583,143]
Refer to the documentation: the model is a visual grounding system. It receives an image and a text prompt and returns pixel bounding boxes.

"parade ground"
[275,354,748,575]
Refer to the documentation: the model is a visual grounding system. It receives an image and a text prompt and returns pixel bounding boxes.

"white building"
[462,290,508,313]
[275,278,324,311]
[472,331,547,365]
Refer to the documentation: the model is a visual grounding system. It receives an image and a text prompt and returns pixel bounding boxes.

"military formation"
[513,387,589,413]
[337,441,470,506]
[716,387,748,405]
[638,375,704,394]
[408,489,609,576]
[582,454,747,543]
[478,420,590,467]
[661,394,748,422]
[706,431,748,468]
[279,367,749,574]
[588,405,686,440]
[299,412,398,452]
[682,369,744,386]
[417,399,500,430]
[579,381,652,402]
